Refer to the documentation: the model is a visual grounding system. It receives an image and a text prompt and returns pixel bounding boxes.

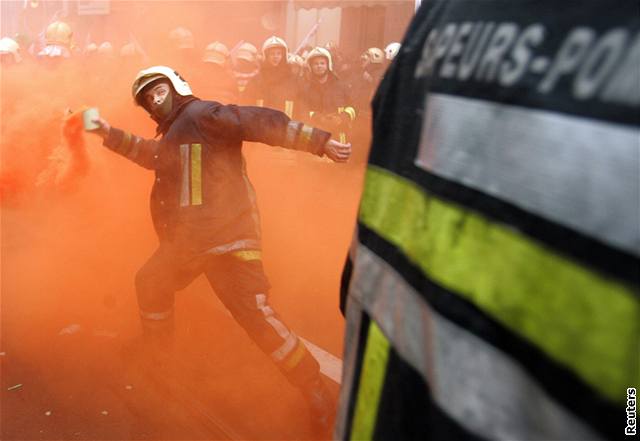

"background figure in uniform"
[167,26,198,79]
[37,21,73,67]
[88,65,351,435]
[197,41,238,104]
[244,36,299,119]
[232,42,260,99]
[0,37,22,66]
[337,1,639,441]
[298,47,356,145]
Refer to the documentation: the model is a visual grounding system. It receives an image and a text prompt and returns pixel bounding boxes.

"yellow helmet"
[169,27,194,50]
[261,36,288,58]
[364,47,385,65]
[306,47,333,72]
[203,41,229,65]
[0,37,21,63]
[45,21,72,47]
[132,65,193,105]
[235,42,258,63]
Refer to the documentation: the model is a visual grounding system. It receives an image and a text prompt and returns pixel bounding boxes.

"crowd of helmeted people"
[1,21,401,162]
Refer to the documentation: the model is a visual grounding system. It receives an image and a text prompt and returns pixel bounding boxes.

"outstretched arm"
[201,104,352,162]
[89,117,160,170]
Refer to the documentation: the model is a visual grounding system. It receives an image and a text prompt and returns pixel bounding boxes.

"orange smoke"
[0,2,373,438]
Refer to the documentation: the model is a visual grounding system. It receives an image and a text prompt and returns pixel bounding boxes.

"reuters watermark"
[626,388,637,436]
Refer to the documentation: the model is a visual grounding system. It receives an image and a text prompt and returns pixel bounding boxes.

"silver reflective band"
[348,244,602,440]
[205,239,261,256]
[139,309,173,321]
[179,144,190,207]
[415,93,640,256]
[271,332,298,362]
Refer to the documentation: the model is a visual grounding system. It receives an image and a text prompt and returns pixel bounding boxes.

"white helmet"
[132,65,192,105]
[261,35,288,58]
[203,41,229,65]
[287,53,304,67]
[98,41,114,56]
[0,37,21,63]
[306,47,333,72]
[384,42,401,60]
[169,27,194,50]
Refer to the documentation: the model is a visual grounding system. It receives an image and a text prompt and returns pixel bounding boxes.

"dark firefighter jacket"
[243,63,300,118]
[103,99,330,255]
[298,72,356,133]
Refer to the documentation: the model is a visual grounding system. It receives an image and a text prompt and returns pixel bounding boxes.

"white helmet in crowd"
[235,42,258,63]
[169,27,195,50]
[384,42,401,60]
[0,37,22,63]
[85,42,98,55]
[120,42,140,58]
[306,47,333,72]
[132,65,192,105]
[98,41,114,56]
[287,53,304,67]
[262,35,288,58]
[203,41,229,65]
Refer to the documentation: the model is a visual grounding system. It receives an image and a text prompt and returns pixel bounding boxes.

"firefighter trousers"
[134,243,320,387]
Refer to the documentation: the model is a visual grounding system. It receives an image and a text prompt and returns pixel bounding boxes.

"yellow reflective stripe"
[339,132,347,144]
[118,131,132,152]
[309,111,315,118]
[350,321,390,441]
[343,106,356,120]
[256,99,264,107]
[359,166,640,404]
[284,100,294,118]
[282,340,307,371]
[232,250,262,261]
[190,143,202,206]
[300,125,313,144]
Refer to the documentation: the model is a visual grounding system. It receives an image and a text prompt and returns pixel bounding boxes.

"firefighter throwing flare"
[87,65,350,434]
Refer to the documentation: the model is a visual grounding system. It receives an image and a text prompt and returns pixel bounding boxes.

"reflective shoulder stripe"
[190,143,202,206]
[232,250,262,261]
[359,165,640,404]
[349,320,390,441]
[256,99,264,107]
[349,245,604,440]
